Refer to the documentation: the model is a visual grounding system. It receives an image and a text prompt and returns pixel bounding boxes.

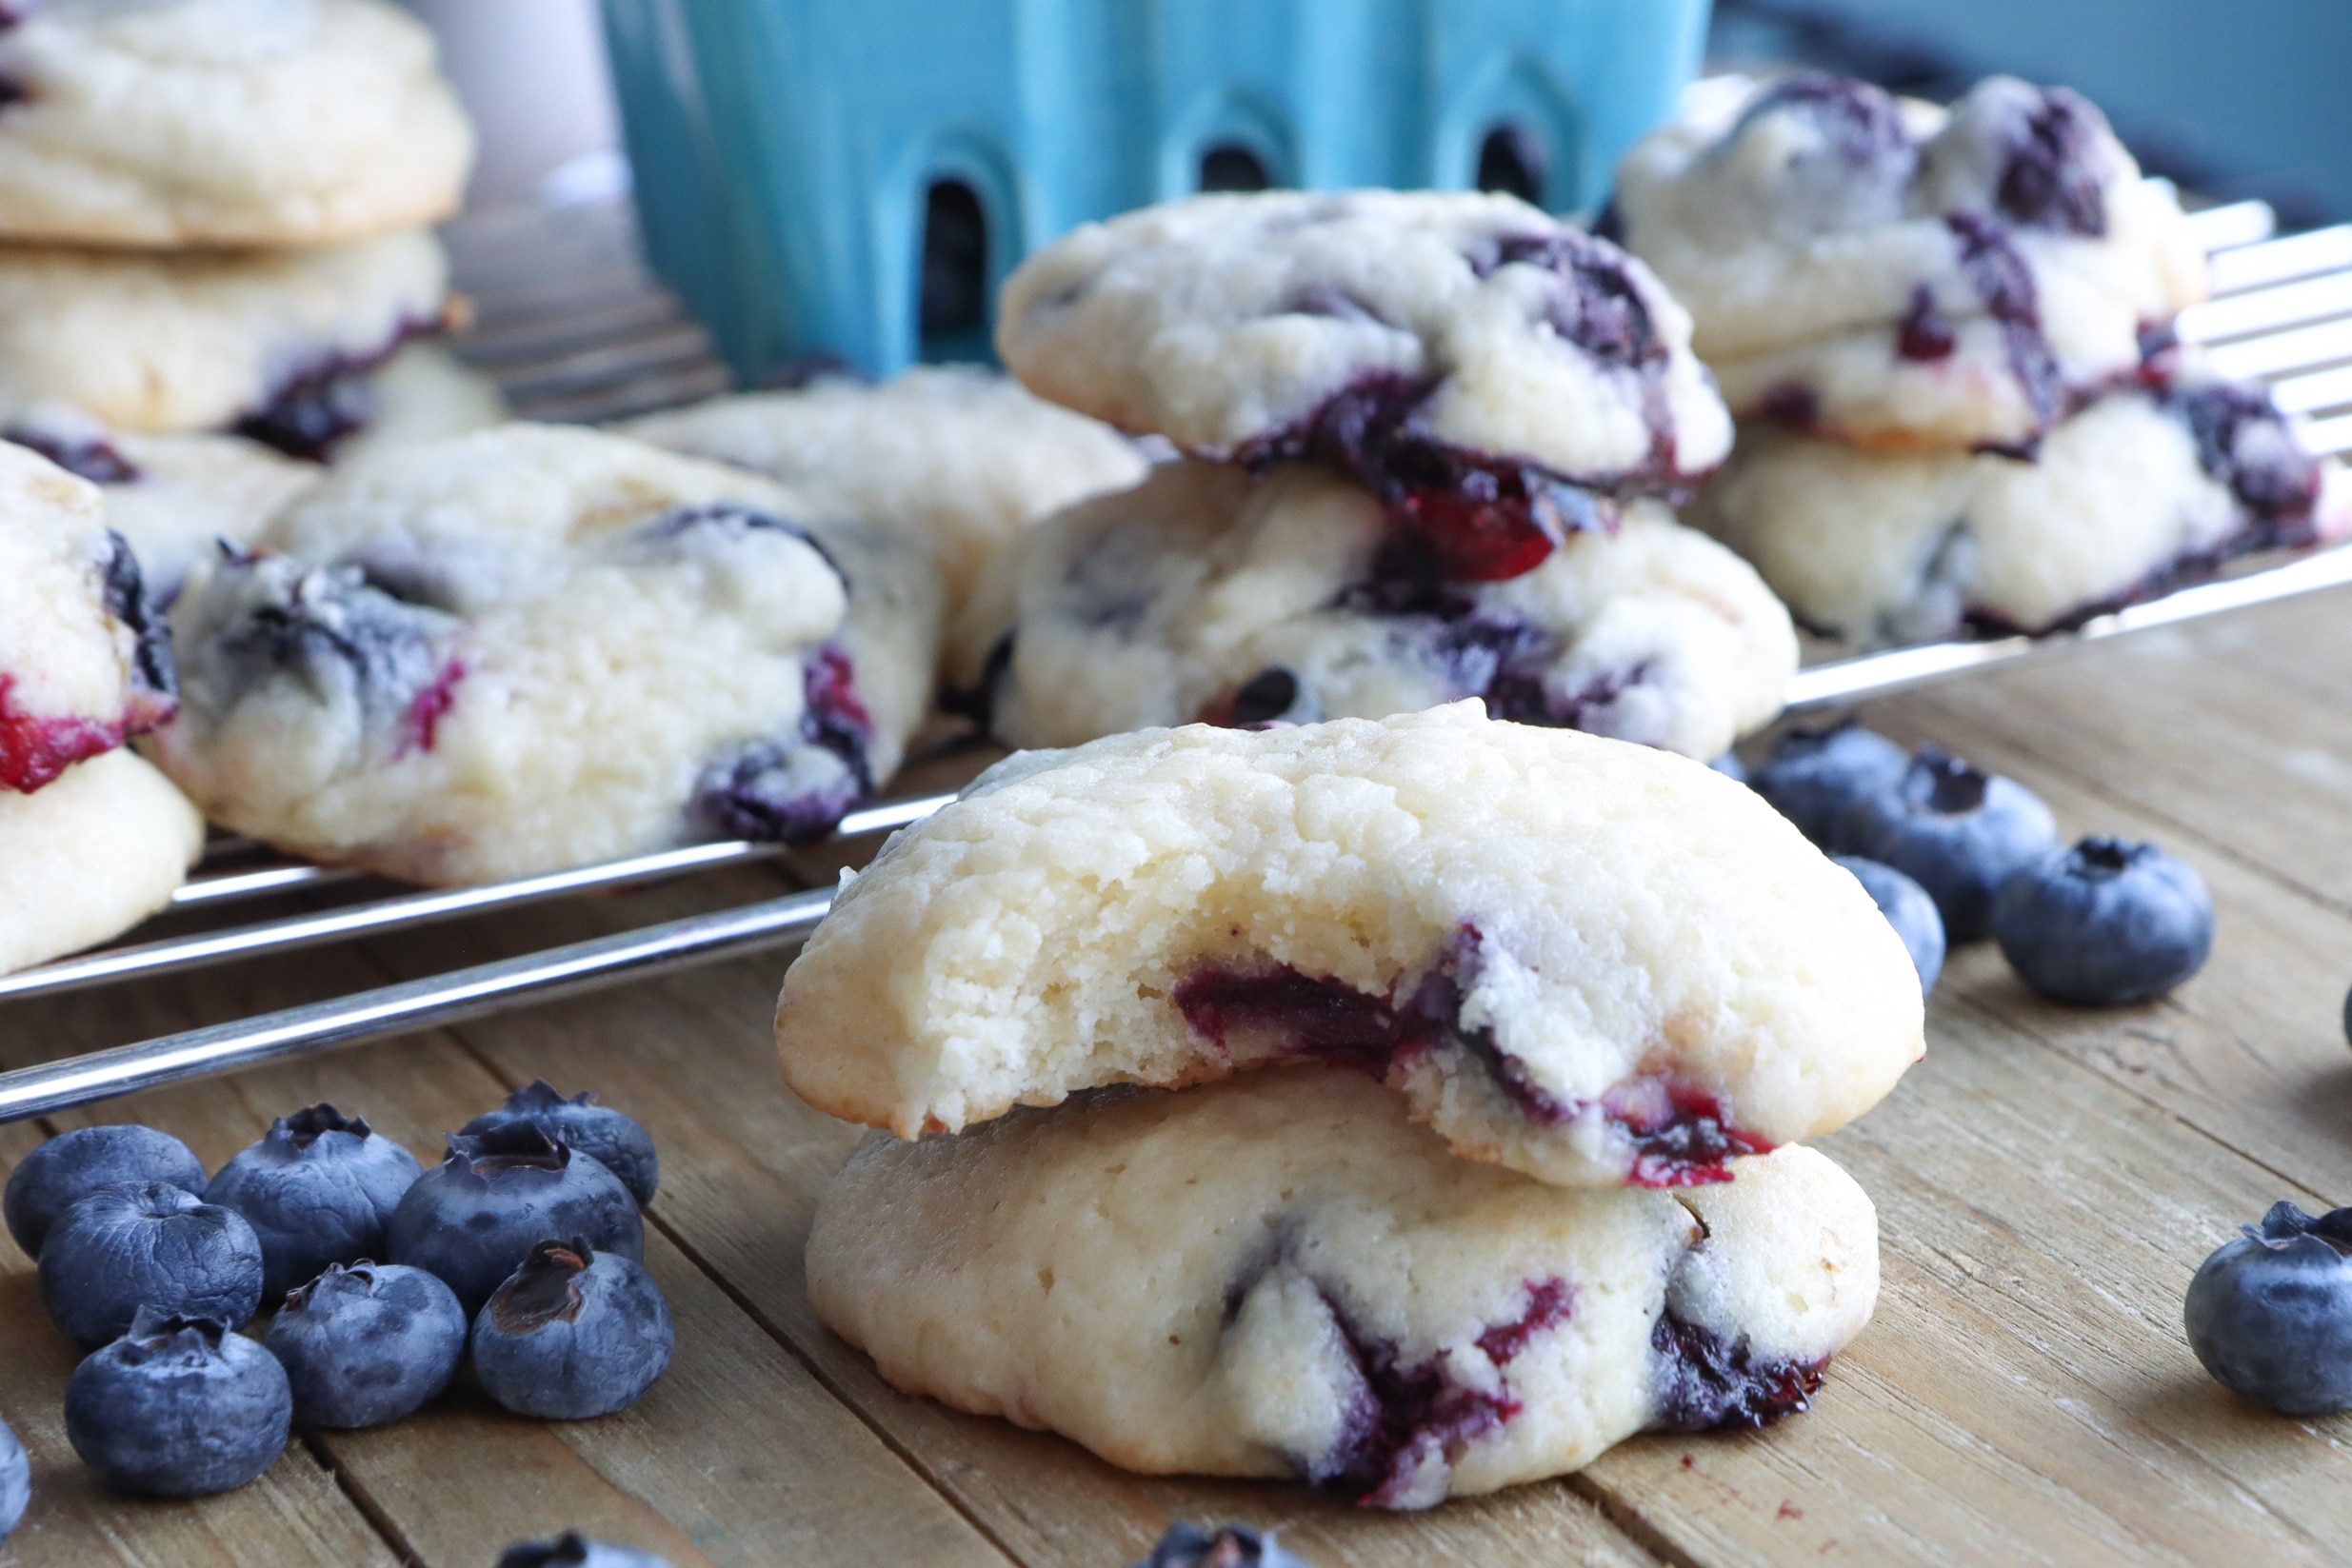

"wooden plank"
[0,940,1016,1568]
[1835,689,2352,1203]
[1877,603,2352,917]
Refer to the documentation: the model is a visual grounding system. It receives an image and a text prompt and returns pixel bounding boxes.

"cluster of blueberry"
[0,1081,672,1511]
[1733,722,2214,1007]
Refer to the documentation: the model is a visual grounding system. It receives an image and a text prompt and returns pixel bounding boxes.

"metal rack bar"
[0,889,832,1123]
[3,791,949,1002]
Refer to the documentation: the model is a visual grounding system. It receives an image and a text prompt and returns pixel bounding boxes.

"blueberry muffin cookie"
[0,0,472,248]
[809,1070,1879,1508]
[776,705,1923,1187]
[1693,372,2351,646]
[0,228,451,449]
[1612,73,2205,451]
[147,425,943,885]
[0,441,173,792]
[0,747,203,974]
[996,190,1732,581]
[8,410,318,603]
[620,367,1150,614]
[947,460,1793,761]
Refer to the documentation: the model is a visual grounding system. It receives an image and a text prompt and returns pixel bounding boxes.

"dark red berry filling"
[4,425,141,485]
[1234,228,1696,584]
[1943,211,2064,446]
[1649,1311,1826,1432]
[1894,285,1956,362]
[689,642,875,843]
[1991,88,2109,238]
[1174,928,1768,1185]
[0,531,174,791]
[1293,1274,1571,1506]
[0,682,130,792]
[395,658,466,758]
[231,319,436,462]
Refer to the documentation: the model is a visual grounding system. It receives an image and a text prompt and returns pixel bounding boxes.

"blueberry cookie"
[808,1069,1878,1507]
[775,705,1923,1187]
[0,747,204,974]
[619,367,1150,614]
[8,411,318,603]
[0,441,173,792]
[947,460,1793,761]
[1611,73,2205,451]
[0,228,451,449]
[146,425,943,885]
[0,0,471,248]
[1693,373,2351,647]
[997,191,1732,581]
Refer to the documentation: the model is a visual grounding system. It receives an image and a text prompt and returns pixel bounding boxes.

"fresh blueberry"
[1132,1522,1313,1568]
[2185,1201,2352,1415]
[263,1261,467,1429]
[1750,722,1910,849]
[1993,837,2214,1005]
[386,1123,642,1318]
[65,1307,291,1497]
[496,1532,675,1568]
[205,1104,425,1300]
[460,1082,658,1206]
[1840,745,2058,943]
[470,1239,674,1420]
[1834,856,1946,995]
[6,1124,207,1260]
[0,1412,26,1542]
[38,1181,265,1346]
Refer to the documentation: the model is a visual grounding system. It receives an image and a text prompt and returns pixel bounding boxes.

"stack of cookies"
[778,705,1925,1507]
[0,0,501,583]
[1614,72,2352,649]
[946,189,1799,764]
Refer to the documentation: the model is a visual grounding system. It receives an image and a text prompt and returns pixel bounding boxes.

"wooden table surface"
[6,206,2352,1568]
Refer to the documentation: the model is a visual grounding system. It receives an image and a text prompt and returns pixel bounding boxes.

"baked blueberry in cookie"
[147,425,942,885]
[775,706,1923,1189]
[0,0,472,248]
[618,366,1149,617]
[0,441,175,792]
[807,1070,1878,1507]
[1613,72,2207,451]
[1691,369,2351,649]
[996,191,1731,580]
[947,460,1793,763]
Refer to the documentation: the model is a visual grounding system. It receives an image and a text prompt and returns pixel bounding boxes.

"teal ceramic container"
[600,0,1713,384]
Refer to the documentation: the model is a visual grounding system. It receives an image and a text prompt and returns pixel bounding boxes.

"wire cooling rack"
[4,193,2348,1123]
